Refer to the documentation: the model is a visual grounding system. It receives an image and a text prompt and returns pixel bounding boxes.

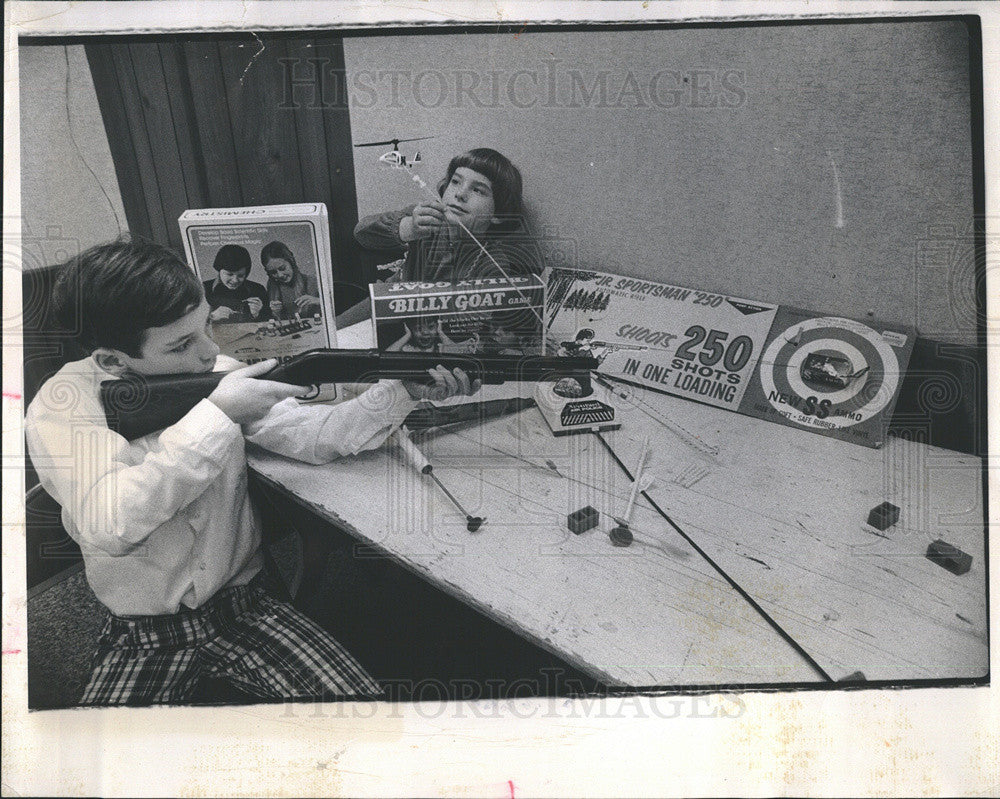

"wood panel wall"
[85,34,371,294]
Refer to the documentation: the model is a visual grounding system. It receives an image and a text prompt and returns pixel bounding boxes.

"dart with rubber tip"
[394,427,484,532]
[610,436,651,547]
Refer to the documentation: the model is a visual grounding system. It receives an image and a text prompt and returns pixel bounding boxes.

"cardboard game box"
[546,267,779,413]
[178,203,337,366]
[370,274,545,356]
[545,267,915,447]
[371,273,623,436]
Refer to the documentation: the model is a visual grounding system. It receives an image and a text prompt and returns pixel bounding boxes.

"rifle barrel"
[101,348,596,441]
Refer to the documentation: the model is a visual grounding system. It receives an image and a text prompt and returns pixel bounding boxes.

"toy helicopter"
[354,136,435,169]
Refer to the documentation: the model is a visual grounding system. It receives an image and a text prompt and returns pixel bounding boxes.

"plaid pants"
[80,574,382,706]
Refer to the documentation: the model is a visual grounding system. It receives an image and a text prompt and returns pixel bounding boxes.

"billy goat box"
[369,274,545,356]
[178,203,338,366]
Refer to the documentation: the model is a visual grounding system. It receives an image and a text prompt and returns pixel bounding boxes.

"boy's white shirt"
[24,354,416,616]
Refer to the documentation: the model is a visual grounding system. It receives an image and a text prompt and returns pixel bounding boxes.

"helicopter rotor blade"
[354,135,436,148]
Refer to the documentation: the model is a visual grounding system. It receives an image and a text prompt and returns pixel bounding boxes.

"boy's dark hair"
[53,239,203,357]
[213,244,251,274]
[260,240,298,271]
[438,148,523,216]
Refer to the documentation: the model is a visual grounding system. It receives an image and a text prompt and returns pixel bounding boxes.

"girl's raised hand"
[400,201,446,241]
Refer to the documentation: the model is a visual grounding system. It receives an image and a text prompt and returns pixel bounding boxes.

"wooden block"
[567,505,599,535]
[925,539,973,575]
[867,501,900,530]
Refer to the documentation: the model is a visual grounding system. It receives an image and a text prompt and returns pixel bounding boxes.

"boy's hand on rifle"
[403,366,481,402]
[208,359,308,426]
[400,201,446,242]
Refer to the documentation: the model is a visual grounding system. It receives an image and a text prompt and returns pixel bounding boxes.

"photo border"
[4,2,996,796]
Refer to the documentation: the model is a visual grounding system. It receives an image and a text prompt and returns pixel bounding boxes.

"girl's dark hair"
[53,238,203,357]
[438,148,523,216]
[213,244,251,274]
[260,241,298,272]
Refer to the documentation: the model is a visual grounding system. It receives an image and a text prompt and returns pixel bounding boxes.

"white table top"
[248,322,987,686]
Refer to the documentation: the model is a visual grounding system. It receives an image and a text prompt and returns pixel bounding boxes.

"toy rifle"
[100,347,597,441]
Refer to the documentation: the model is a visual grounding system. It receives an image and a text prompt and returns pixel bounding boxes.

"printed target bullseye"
[758,316,902,430]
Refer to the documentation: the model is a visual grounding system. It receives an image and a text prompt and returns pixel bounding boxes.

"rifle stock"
[101,348,597,441]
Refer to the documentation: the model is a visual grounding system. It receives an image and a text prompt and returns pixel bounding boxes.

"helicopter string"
[388,149,724,451]
[403,164,547,330]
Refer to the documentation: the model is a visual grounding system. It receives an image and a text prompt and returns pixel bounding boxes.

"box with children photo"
[178,204,338,365]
